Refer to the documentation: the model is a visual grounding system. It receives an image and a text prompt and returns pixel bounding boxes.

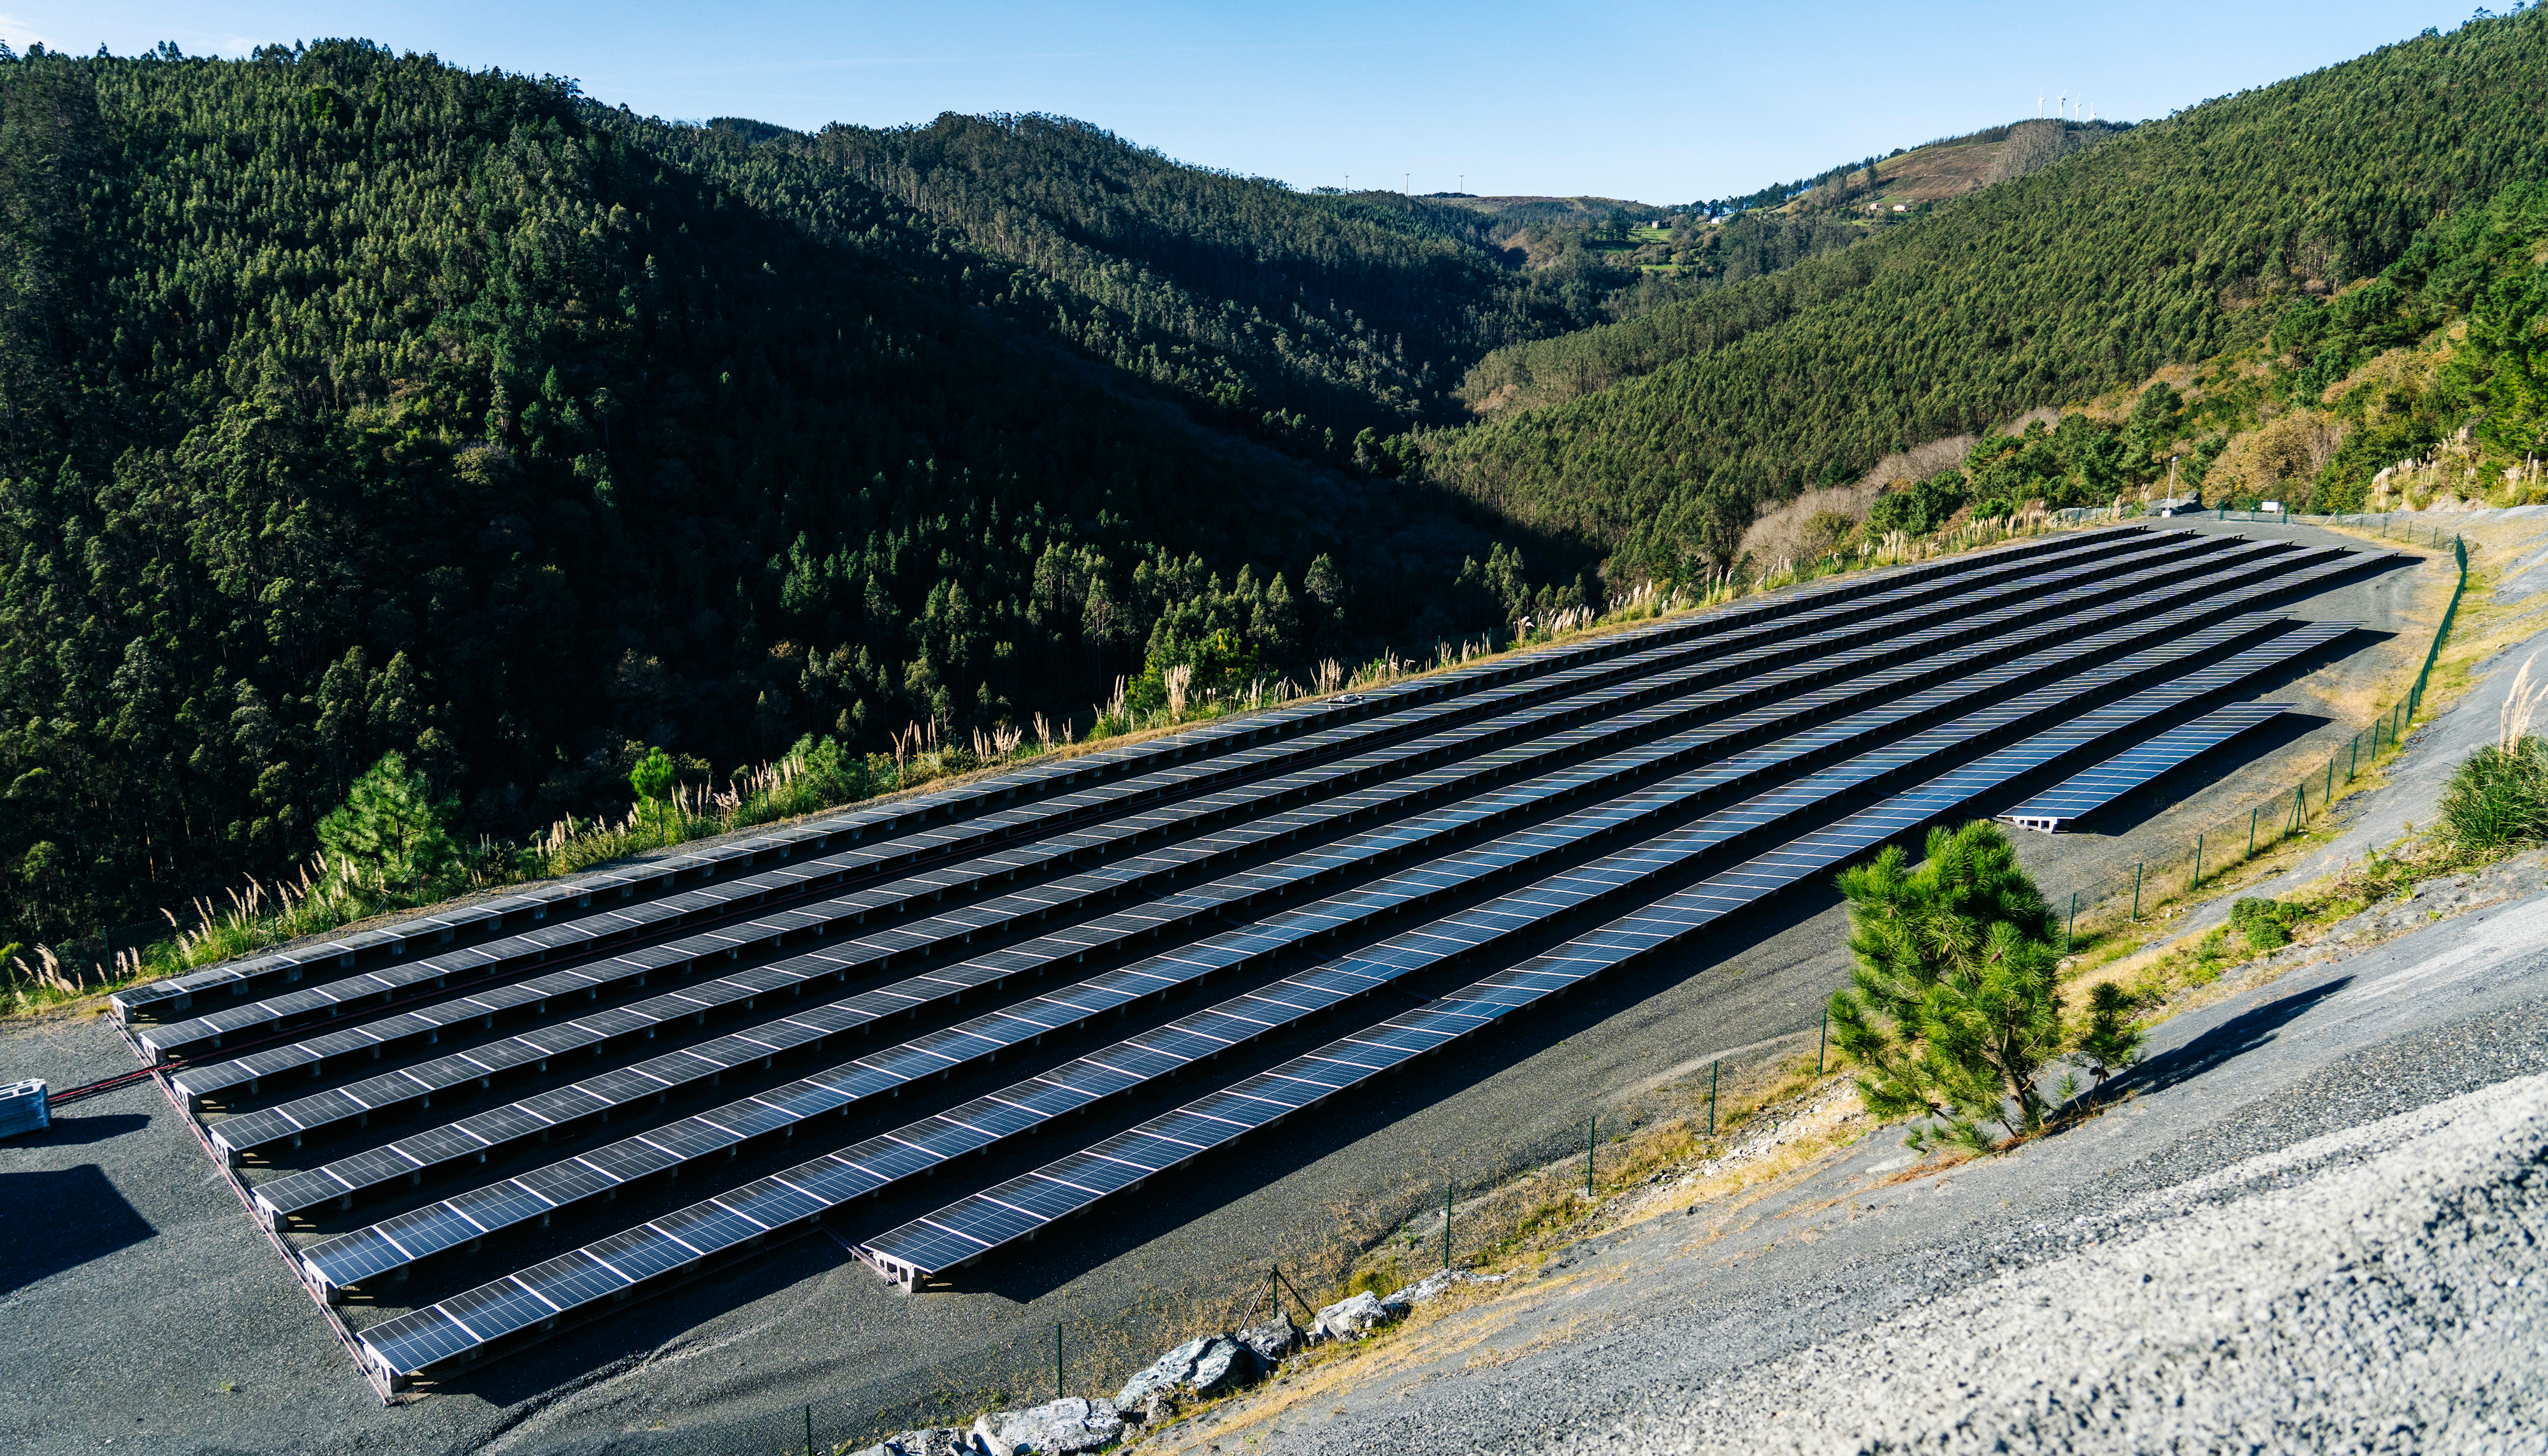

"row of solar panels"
[223,534,2320,1199]
[124,530,2116,1027]
[294,551,2364,1297]
[348,610,2357,1381]
[147,526,2182,1070]
[863,625,2351,1283]
[1997,703,2289,832]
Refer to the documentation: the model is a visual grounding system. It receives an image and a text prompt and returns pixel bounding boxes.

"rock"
[1114,1333,1260,1411]
[971,1414,1018,1456]
[1234,1313,1301,1364]
[1310,1290,1408,1343]
[855,1429,972,1456]
[990,1397,1124,1454]
[1381,1269,1507,1308]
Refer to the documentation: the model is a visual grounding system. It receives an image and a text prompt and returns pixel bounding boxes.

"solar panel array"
[292,575,2304,1285]
[1997,703,2290,832]
[346,607,2357,1375]
[106,526,2391,1392]
[254,538,2349,1237]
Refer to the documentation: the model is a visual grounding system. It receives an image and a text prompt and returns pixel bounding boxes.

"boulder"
[970,1414,1018,1456]
[990,1397,1124,1454]
[1114,1333,1261,1411]
[851,1429,972,1456]
[1310,1290,1408,1343]
[1234,1312,1302,1364]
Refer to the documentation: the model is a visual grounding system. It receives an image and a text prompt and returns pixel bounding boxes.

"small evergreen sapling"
[630,747,677,835]
[315,751,461,897]
[1827,821,2075,1153]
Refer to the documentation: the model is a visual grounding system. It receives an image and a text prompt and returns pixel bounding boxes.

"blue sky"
[10,1,2480,201]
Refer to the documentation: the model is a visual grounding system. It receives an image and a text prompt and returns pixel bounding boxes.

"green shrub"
[2229,897,2292,950]
[2438,737,2548,856]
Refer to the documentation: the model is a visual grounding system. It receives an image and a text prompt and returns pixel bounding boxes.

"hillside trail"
[1176,508,2548,1456]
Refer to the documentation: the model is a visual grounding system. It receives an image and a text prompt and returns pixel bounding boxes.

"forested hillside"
[1427,10,2548,576]
[0,43,1553,947]
[632,113,1626,456]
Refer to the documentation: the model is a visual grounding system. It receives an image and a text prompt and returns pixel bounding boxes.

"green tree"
[630,746,677,835]
[1827,820,2068,1152]
[315,752,461,895]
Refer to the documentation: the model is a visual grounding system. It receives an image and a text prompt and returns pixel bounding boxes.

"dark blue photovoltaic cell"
[363,1308,476,1374]
[651,1200,766,1255]
[934,1197,1043,1246]
[716,1178,827,1230]
[843,1139,941,1183]
[586,1226,699,1281]
[1041,1151,1149,1194]
[514,1250,632,1312]
[440,1277,554,1341]
[870,1222,990,1272]
[985,1174,1090,1220]
[781,1157,888,1205]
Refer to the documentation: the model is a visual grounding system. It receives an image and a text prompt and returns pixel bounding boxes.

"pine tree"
[315,753,461,895]
[1825,820,2068,1152]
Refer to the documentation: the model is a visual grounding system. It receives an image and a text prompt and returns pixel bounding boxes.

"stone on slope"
[1310,1290,1408,1343]
[990,1397,1124,1454]
[1115,1333,1261,1412]
[1235,1313,1303,1364]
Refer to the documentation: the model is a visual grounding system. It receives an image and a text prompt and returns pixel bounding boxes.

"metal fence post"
[1057,1322,1064,1401]
[1444,1181,1454,1269]
[806,1404,816,1456]
[1586,1114,1596,1197]
[2131,863,2143,921]
[1816,1007,1828,1074]
[2065,891,2078,951]
[1708,1060,1720,1135]
[2192,834,2204,888]
[2248,806,2259,858]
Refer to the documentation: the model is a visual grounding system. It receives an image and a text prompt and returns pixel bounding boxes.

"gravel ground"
[1247,891,2548,1455]
[1602,1073,2548,1455]
[0,525,2466,1453]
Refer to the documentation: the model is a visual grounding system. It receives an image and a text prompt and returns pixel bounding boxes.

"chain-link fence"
[2046,533,2468,945]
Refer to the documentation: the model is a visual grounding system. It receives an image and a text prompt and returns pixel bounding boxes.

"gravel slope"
[1250,859,2548,1455]
[1591,1074,2547,1454]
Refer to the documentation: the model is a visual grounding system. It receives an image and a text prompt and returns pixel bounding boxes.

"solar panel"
[1998,703,2291,831]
